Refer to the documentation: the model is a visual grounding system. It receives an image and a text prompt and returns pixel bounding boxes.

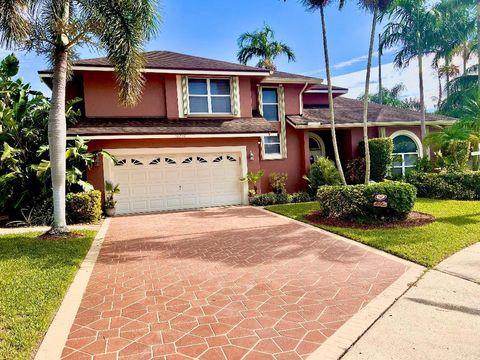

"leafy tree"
[358,83,420,110]
[237,24,296,70]
[298,0,347,185]
[381,0,436,155]
[0,0,160,234]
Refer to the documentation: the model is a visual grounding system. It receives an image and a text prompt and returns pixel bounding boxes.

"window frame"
[308,133,326,164]
[390,130,423,177]
[261,87,280,122]
[262,134,282,160]
[187,77,233,115]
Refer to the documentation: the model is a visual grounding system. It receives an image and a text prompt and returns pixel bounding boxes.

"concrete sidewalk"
[342,243,480,360]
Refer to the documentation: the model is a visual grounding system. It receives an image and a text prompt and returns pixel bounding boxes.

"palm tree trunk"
[462,43,468,75]
[320,6,346,185]
[477,0,480,94]
[362,8,378,184]
[48,3,70,234]
[437,72,442,110]
[417,54,427,157]
[445,58,450,98]
[378,33,383,105]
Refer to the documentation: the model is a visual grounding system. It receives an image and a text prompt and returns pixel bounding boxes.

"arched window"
[391,131,423,176]
[309,133,326,164]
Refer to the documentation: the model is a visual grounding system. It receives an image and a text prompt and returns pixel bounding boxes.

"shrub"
[269,172,288,194]
[346,157,366,184]
[444,140,470,171]
[414,157,434,173]
[406,171,480,200]
[317,182,417,222]
[66,191,102,224]
[359,138,394,182]
[305,157,342,196]
[290,192,312,203]
[250,192,291,206]
[241,170,264,196]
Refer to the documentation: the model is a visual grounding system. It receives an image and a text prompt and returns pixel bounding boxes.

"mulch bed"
[305,211,435,229]
[38,232,84,241]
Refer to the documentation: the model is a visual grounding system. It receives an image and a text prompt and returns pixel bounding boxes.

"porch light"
[249,151,255,161]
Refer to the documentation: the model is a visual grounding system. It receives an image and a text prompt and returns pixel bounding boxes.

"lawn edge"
[34,218,111,360]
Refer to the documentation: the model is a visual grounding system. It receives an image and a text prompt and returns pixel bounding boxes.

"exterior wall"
[303,92,344,106]
[82,72,167,118]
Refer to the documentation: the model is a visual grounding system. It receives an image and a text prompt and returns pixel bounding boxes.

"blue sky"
[3,0,440,105]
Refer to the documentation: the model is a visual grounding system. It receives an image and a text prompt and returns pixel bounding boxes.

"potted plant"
[104,181,120,217]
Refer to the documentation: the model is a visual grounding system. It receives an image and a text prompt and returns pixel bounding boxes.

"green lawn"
[266,199,480,268]
[0,231,96,360]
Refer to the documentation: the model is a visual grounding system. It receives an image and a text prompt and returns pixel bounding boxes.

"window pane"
[262,88,278,103]
[189,96,208,113]
[188,79,207,95]
[264,135,280,144]
[393,135,418,153]
[391,168,403,176]
[210,79,230,95]
[265,144,281,154]
[405,154,418,166]
[211,96,231,113]
[263,104,279,121]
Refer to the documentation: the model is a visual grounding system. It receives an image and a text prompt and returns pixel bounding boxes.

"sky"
[0,0,458,110]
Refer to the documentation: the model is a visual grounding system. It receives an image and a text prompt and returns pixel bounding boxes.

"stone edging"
[34,218,111,360]
[257,207,425,360]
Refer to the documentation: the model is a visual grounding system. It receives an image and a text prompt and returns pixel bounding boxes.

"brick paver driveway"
[62,207,407,360]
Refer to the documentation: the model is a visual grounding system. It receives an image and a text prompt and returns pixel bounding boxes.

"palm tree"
[359,0,393,184]
[381,0,435,156]
[237,25,296,70]
[299,0,347,185]
[0,1,160,234]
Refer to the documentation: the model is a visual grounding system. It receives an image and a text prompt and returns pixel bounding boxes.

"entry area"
[104,147,247,215]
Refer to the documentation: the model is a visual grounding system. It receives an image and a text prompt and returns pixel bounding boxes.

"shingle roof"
[288,97,456,127]
[67,117,276,136]
[72,51,270,74]
[305,84,348,93]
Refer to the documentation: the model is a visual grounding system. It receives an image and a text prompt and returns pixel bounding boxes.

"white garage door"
[106,149,245,215]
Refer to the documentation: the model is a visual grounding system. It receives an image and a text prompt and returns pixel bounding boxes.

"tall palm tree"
[381,0,435,156]
[359,0,393,184]
[237,25,296,70]
[0,0,160,234]
[299,0,347,185]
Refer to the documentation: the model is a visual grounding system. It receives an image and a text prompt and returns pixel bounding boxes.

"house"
[40,51,455,215]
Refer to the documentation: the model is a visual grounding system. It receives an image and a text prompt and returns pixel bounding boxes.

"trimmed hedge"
[290,192,312,203]
[359,138,394,182]
[406,171,480,200]
[250,192,312,206]
[66,191,102,224]
[317,182,417,222]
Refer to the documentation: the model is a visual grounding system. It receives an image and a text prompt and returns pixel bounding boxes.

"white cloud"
[332,54,475,111]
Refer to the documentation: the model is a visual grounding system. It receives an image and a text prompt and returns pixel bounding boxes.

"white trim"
[390,130,423,176]
[305,89,348,94]
[308,132,326,160]
[261,77,323,84]
[176,75,185,118]
[261,134,282,160]
[66,133,273,140]
[299,82,309,115]
[288,120,455,129]
[103,146,249,206]
[40,67,271,77]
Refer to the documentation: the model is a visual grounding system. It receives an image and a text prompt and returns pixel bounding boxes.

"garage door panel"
[108,150,244,214]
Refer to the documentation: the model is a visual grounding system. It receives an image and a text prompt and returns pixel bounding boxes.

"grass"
[266,198,480,268]
[0,230,96,360]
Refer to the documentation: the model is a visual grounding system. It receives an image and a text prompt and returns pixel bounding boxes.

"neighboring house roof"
[263,71,323,84]
[67,117,277,137]
[288,97,456,128]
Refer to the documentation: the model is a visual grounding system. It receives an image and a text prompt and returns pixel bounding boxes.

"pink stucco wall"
[82,72,167,118]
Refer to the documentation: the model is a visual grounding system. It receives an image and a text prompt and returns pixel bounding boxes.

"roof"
[262,71,323,84]
[305,84,348,93]
[66,51,271,75]
[67,117,276,136]
[287,97,457,127]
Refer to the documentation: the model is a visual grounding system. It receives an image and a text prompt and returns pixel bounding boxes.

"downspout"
[299,82,309,115]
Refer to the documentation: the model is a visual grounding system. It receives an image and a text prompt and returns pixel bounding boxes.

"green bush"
[359,138,394,182]
[305,157,342,196]
[251,192,291,206]
[444,140,471,171]
[346,157,366,185]
[269,172,288,194]
[406,171,480,200]
[317,182,417,222]
[66,191,102,224]
[290,192,312,203]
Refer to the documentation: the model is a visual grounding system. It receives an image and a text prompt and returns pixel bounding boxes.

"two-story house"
[40,51,455,215]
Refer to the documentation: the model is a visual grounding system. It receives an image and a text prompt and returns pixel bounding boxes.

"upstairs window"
[188,78,232,114]
[262,88,279,121]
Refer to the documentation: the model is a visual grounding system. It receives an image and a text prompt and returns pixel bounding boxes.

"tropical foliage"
[358,83,420,110]
[237,24,296,70]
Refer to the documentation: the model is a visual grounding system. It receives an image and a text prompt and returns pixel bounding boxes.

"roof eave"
[261,77,323,84]
[287,119,456,129]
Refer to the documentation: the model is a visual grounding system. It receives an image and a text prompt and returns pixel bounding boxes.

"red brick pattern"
[62,207,407,359]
